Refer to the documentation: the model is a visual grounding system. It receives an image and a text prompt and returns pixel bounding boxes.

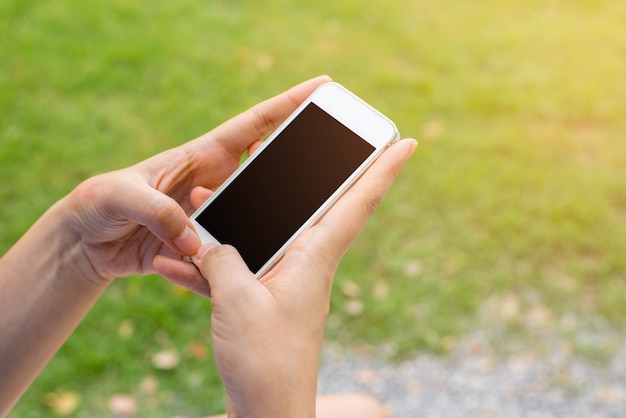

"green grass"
[2,0,626,416]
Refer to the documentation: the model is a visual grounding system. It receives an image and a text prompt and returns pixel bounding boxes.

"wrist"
[224,344,320,418]
[0,199,111,413]
[4,198,111,290]
[55,196,114,286]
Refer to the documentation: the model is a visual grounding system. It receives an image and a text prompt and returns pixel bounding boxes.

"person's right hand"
[195,137,416,418]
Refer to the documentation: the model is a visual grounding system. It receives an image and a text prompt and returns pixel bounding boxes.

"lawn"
[2,0,626,416]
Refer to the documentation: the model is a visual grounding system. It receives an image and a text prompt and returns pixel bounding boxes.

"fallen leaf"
[441,259,460,278]
[152,349,180,370]
[372,280,389,300]
[108,394,136,417]
[404,259,422,278]
[140,376,159,394]
[422,119,444,140]
[118,319,134,340]
[344,300,364,316]
[43,391,80,416]
[499,293,521,325]
[340,280,361,299]
[188,341,207,360]
[525,304,553,329]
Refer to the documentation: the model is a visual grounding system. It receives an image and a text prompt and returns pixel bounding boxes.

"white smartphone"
[188,82,399,278]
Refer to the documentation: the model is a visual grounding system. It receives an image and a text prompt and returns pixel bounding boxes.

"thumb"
[73,171,201,255]
[196,244,258,302]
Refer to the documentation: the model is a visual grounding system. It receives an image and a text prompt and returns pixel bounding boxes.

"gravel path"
[318,334,626,417]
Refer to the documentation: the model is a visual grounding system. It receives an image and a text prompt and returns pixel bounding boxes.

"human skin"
[191,135,415,417]
[0,75,415,417]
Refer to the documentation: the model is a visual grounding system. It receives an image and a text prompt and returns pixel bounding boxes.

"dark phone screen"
[195,102,375,273]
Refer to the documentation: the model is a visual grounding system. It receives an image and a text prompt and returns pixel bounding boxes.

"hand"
[60,76,331,287]
[0,76,345,414]
[196,138,417,418]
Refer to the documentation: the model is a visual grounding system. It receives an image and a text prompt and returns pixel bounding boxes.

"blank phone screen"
[195,102,375,273]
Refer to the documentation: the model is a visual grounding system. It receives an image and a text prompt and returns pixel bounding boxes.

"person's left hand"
[61,76,331,293]
[192,137,416,418]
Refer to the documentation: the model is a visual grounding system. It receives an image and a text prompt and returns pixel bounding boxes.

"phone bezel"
[188,82,399,277]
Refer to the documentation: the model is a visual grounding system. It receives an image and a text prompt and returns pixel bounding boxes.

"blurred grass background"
[2,0,626,416]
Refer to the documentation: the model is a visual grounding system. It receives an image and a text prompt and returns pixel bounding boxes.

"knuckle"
[250,102,276,137]
[152,197,179,224]
[149,196,184,238]
[364,192,384,218]
[206,244,239,262]
[353,185,384,219]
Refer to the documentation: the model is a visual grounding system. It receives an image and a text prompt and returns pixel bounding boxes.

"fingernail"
[173,226,201,255]
[407,138,418,157]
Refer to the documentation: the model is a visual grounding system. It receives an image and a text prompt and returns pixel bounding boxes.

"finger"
[297,138,417,261]
[247,140,264,156]
[91,172,202,255]
[190,186,214,210]
[153,255,213,298]
[207,75,331,158]
[197,244,259,303]
[140,188,201,255]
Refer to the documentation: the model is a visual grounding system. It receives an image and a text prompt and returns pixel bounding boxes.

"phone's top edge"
[310,81,399,143]
[318,81,398,126]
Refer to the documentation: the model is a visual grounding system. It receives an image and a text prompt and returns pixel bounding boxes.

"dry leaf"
[151,349,180,370]
[118,319,134,340]
[404,259,423,278]
[422,119,444,140]
[525,304,553,329]
[499,294,521,325]
[108,394,137,417]
[188,341,207,360]
[43,391,80,416]
[140,376,159,394]
[344,300,364,316]
[441,259,460,278]
[340,280,361,299]
[372,280,389,300]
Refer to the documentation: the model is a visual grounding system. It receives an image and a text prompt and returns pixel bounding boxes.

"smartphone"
[188,82,399,278]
